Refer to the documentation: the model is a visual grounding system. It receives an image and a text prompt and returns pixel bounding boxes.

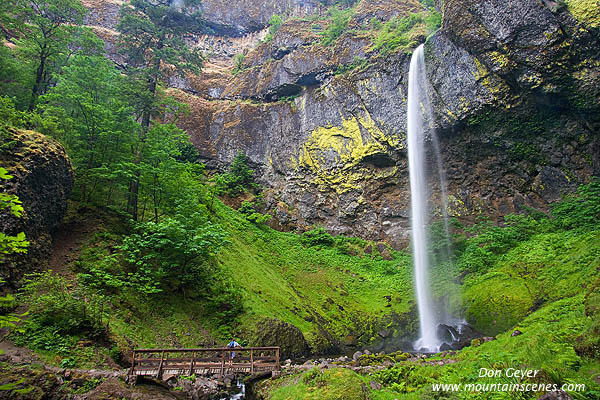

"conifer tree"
[117,0,204,220]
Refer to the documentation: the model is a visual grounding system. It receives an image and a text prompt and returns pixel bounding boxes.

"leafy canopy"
[12,0,87,110]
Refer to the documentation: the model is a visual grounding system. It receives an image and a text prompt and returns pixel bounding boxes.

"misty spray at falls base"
[406,44,474,353]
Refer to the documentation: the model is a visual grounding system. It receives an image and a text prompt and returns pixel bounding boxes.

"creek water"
[218,380,245,400]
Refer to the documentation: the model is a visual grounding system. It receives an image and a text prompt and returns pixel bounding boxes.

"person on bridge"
[227,339,241,365]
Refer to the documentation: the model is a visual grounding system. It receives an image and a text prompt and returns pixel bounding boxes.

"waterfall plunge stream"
[407,44,442,352]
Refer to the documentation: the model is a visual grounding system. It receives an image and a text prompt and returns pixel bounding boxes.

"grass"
[32,200,418,363]
[212,201,416,352]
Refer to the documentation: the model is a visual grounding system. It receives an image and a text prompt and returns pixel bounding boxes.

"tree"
[12,0,86,111]
[119,205,228,295]
[137,120,190,221]
[0,0,23,40]
[117,0,205,220]
[41,36,138,204]
[213,151,256,196]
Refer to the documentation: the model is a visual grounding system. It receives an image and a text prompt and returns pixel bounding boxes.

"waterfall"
[407,44,441,352]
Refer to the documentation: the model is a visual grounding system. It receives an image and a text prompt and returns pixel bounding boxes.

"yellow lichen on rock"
[565,0,600,28]
[473,57,510,97]
[295,114,399,194]
[488,51,511,70]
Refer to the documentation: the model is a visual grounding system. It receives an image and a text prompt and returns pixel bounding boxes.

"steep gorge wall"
[181,0,600,247]
[84,0,600,247]
[427,0,600,225]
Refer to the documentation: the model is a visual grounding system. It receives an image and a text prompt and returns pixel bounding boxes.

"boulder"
[251,318,310,360]
[537,390,573,400]
[0,128,73,284]
[439,343,453,352]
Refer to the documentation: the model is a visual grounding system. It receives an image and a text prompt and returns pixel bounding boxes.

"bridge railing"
[130,347,280,378]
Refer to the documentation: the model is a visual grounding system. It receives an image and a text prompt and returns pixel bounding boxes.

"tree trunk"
[127,69,158,220]
[29,51,47,111]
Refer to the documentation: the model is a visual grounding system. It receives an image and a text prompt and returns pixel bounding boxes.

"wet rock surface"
[436,323,484,350]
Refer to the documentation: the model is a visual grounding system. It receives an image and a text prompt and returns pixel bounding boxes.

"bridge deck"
[129,347,280,380]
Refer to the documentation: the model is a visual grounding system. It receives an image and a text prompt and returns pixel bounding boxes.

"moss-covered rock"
[250,317,311,360]
[565,0,600,28]
[0,128,73,285]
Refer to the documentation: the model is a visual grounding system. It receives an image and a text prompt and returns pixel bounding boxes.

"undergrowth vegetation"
[259,180,600,399]
[371,12,441,54]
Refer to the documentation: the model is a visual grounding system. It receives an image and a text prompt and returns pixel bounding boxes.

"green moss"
[463,271,534,335]
[357,351,410,366]
[268,367,400,400]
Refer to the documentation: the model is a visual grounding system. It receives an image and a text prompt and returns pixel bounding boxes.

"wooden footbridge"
[129,347,281,381]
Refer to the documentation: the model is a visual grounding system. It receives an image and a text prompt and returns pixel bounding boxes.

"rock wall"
[0,128,73,284]
[82,0,600,247]
[427,0,600,224]
[178,0,600,247]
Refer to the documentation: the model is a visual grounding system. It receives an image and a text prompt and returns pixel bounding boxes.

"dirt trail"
[47,207,101,277]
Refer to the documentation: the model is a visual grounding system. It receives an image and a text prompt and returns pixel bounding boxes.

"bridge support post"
[220,350,225,376]
[130,350,136,375]
[250,349,254,375]
[189,351,195,375]
[157,351,165,379]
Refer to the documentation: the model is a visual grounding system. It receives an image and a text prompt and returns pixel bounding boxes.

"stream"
[218,379,246,400]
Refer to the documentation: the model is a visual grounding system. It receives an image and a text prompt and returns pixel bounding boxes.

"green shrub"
[213,152,257,196]
[320,6,355,46]
[372,12,439,55]
[118,205,229,294]
[263,14,283,42]
[457,213,547,274]
[13,272,108,357]
[232,53,246,75]
[18,272,106,338]
[552,178,600,230]
[425,10,442,33]
[238,200,272,225]
[334,56,368,75]
[0,168,29,263]
[301,227,335,247]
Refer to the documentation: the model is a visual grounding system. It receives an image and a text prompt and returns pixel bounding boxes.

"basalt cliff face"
[85,0,600,247]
